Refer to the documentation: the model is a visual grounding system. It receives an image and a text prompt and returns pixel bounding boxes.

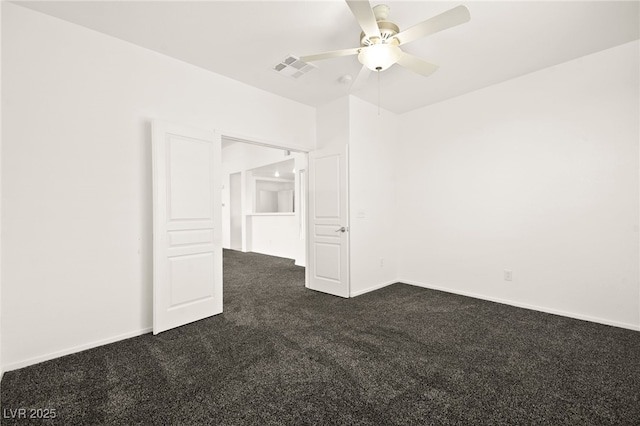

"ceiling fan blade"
[396,53,439,77]
[351,65,371,91]
[346,0,381,40]
[394,5,470,45]
[300,47,360,63]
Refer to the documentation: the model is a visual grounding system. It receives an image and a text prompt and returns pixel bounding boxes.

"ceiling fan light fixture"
[358,43,401,71]
[298,1,470,84]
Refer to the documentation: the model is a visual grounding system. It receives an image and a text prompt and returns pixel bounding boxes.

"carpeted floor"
[2,250,640,425]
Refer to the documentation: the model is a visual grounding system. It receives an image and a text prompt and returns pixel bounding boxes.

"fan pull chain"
[377,69,381,116]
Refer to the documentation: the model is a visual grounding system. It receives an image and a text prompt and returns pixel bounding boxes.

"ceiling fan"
[300,0,471,89]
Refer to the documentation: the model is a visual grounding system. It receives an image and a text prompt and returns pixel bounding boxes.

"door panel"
[152,121,222,334]
[315,243,342,282]
[169,253,215,306]
[168,137,212,219]
[313,155,341,218]
[308,145,349,298]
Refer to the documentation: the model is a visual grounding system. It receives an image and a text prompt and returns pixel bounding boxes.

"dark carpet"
[2,250,640,425]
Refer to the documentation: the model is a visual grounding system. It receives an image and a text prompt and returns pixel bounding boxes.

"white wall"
[1,3,315,370]
[397,40,640,330]
[316,96,350,151]
[314,95,400,296]
[348,97,399,296]
[247,215,298,259]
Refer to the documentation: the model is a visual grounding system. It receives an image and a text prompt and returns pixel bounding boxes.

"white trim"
[350,280,397,298]
[400,279,640,332]
[2,327,153,373]
[221,131,310,154]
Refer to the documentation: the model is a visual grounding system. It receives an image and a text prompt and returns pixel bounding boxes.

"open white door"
[308,145,350,298]
[152,121,222,334]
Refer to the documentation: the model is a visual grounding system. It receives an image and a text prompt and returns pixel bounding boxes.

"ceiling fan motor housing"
[360,21,400,47]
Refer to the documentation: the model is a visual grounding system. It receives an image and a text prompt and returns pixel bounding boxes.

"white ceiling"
[250,159,296,181]
[14,0,640,114]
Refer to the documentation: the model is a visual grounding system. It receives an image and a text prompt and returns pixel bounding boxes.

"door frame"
[229,172,242,251]
[218,131,311,287]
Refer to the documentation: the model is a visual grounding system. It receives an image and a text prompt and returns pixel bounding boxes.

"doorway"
[152,122,348,336]
[220,136,308,276]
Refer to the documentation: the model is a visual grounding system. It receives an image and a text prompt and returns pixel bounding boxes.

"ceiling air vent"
[273,55,317,79]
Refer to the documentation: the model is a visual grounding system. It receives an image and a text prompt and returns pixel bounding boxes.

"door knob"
[335,226,347,233]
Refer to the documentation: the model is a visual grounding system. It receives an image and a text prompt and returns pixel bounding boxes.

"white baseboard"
[2,327,153,373]
[400,279,640,332]
[3,281,636,374]
[350,280,397,297]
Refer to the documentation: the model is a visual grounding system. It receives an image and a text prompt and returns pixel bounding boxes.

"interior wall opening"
[220,136,308,281]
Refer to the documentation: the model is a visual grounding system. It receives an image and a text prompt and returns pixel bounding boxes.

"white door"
[308,145,350,298]
[152,121,222,334]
